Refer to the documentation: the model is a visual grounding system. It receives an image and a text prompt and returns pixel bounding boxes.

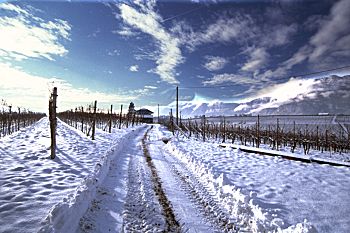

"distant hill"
[175,75,350,117]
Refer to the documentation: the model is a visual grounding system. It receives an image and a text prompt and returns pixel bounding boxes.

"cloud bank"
[0,3,71,61]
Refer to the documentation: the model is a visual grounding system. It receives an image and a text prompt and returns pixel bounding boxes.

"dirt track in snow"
[78,125,242,233]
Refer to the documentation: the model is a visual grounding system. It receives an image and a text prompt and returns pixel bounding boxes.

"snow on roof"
[136,108,153,115]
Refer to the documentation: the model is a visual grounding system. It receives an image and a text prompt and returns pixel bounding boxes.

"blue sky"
[0,0,349,113]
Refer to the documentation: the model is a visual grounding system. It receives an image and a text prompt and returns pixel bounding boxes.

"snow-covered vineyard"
[0,117,349,233]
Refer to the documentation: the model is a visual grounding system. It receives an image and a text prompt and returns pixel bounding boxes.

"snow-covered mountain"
[175,75,350,117]
[179,101,239,117]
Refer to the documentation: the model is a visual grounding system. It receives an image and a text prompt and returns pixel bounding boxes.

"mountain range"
[172,75,350,117]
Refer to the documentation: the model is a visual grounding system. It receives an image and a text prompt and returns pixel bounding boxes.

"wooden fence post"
[17,107,20,131]
[119,105,123,129]
[257,115,260,148]
[92,100,97,140]
[132,112,135,127]
[49,87,57,159]
[170,108,174,135]
[81,107,84,132]
[8,105,12,135]
[109,104,113,133]
[203,115,206,142]
[276,118,279,150]
[223,116,226,143]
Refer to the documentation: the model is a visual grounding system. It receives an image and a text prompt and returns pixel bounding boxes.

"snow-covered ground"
[1,120,349,232]
[0,117,141,233]
[167,129,350,232]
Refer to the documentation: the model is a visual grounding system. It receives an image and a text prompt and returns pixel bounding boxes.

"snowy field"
[168,129,350,232]
[0,119,349,232]
[0,117,141,233]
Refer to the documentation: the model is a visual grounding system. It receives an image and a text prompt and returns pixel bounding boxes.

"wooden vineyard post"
[49,87,57,159]
[74,108,77,129]
[176,86,179,126]
[132,112,136,127]
[257,115,260,148]
[170,108,174,135]
[17,107,20,131]
[81,107,84,132]
[222,116,226,143]
[325,129,328,151]
[109,105,113,133]
[276,118,279,151]
[292,121,296,153]
[91,100,97,140]
[203,115,206,142]
[8,105,12,135]
[119,104,123,129]
[316,126,319,150]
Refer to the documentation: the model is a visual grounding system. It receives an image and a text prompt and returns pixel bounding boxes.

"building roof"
[136,108,153,115]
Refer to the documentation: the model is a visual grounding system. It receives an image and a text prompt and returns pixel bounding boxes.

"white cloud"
[88,28,100,38]
[40,19,71,40]
[171,13,297,85]
[107,49,120,56]
[203,56,228,71]
[113,26,138,36]
[308,0,350,64]
[241,47,269,72]
[129,64,139,72]
[282,45,311,70]
[0,63,137,112]
[172,16,251,50]
[239,77,320,113]
[0,3,30,15]
[144,85,157,89]
[118,3,183,84]
[203,73,259,86]
[255,0,350,83]
[252,78,318,102]
[198,18,244,44]
[0,3,71,61]
[261,23,297,47]
[282,0,350,70]
[174,13,295,51]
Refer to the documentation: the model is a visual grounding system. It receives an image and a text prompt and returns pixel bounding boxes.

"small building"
[136,108,154,123]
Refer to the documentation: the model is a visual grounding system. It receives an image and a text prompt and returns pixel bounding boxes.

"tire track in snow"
[77,126,150,233]
[171,167,239,232]
[146,126,248,232]
[161,152,251,232]
[141,126,181,232]
[155,148,242,232]
[122,127,166,232]
[122,146,165,232]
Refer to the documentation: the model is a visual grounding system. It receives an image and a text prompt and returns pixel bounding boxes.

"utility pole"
[158,104,160,124]
[176,86,179,126]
